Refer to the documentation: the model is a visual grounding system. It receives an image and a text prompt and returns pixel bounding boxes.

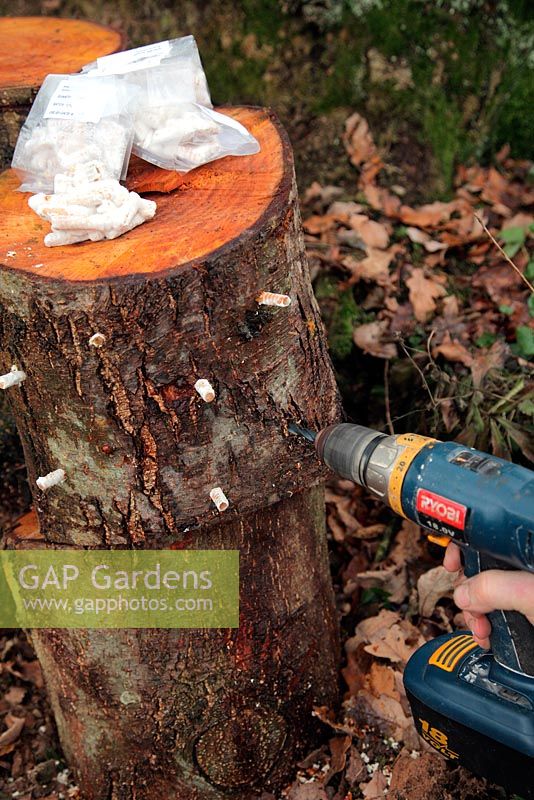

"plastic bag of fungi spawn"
[12,73,137,193]
[82,36,260,172]
[82,36,212,106]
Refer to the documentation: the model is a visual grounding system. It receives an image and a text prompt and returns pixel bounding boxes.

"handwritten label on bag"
[44,78,104,124]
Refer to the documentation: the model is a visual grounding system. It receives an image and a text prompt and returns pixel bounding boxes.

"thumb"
[454,570,534,623]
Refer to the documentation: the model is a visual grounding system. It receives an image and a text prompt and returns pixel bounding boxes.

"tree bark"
[0,107,341,798]
[0,17,122,168]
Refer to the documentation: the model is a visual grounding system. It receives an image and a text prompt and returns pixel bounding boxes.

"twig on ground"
[474,212,534,294]
[383,360,394,435]
[396,336,436,407]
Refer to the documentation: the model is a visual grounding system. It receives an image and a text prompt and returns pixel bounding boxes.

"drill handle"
[463,549,534,677]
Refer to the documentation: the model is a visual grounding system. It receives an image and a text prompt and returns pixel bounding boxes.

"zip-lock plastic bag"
[83,37,260,172]
[12,73,137,193]
[133,101,260,171]
[83,36,212,108]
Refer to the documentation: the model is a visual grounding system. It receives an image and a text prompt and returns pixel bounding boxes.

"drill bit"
[288,422,317,443]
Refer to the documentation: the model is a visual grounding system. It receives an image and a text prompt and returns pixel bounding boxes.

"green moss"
[311,41,366,113]
[240,0,285,44]
[205,48,269,105]
[492,66,534,158]
[315,276,371,360]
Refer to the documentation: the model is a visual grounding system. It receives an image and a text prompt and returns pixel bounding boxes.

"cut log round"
[0,16,122,168]
[0,107,341,798]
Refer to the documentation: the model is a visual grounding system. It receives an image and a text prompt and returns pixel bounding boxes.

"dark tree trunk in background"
[0,107,341,798]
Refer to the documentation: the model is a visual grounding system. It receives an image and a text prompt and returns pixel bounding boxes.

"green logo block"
[0,550,239,629]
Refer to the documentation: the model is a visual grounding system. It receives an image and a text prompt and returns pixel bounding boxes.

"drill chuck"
[315,423,425,507]
[315,424,385,486]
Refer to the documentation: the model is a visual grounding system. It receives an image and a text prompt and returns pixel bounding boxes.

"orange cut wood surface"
[0,17,122,90]
[0,107,286,283]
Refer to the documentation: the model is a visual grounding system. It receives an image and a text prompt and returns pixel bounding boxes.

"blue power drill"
[289,422,534,797]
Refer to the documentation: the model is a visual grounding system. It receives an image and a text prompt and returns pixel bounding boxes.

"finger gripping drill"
[290,422,534,797]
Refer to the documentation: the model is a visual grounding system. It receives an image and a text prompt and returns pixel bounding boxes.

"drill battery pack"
[404,631,534,798]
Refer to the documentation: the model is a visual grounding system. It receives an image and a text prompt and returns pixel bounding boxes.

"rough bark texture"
[0,108,341,797]
[0,17,122,168]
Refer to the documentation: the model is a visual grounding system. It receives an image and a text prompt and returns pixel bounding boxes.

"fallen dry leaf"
[441,294,460,317]
[349,215,390,249]
[355,564,408,604]
[353,320,397,359]
[470,338,508,388]
[433,332,473,367]
[389,520,424,565]
[417,566,456,618]
[502,212,534,230]
[367,662,400,701]
[344,246,399,286]
[363,183,402,217]
[14,659,44,688]
[345,747,366,785]
[352,690,415,745]
[360,769,388,799]
[287,783,329,800]
[303,214,338,235]
[327,511,349,543]
[440,398,460,433]
[303,181,344,207]
[350,609,400,645]
[342,644,371,697]
[4,686,26,705]
[343,112,377,168]
[406,226,429,244]
[472,262,527,308]
[328,200,365,218]
[0,714,25,752]
[313,705,359,736]
[324,735,352,784]
[351,609,426,664]
[406,226,446,253]
[399,201,456,227]
[405,267,447,322]
[364,626,420,664]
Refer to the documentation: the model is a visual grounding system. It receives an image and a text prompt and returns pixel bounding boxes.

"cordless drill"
[289,422,534,798]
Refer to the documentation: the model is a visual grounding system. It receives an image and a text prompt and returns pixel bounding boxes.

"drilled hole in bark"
[194,707,287,788]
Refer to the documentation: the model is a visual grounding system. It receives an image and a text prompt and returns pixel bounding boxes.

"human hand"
[444,542,534,649]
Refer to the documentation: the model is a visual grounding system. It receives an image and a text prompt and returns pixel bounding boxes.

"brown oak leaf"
[353,320,397,359]
[433,332,473,367]
[343,112,376,168]
[417,566,456,618]
[405,268,447,322]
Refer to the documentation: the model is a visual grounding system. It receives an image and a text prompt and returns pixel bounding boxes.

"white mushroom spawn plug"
[0,366,26,389]
[14,118,130,194]
[256,291,292,308]
[89,332,106,348]
[36,469,66,492]
[210,487,229,512]
[194,379,215,403]
[28,161,157,247]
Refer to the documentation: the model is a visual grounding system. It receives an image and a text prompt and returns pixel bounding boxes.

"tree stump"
[0,16,122,168]
[0,107,341,799]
